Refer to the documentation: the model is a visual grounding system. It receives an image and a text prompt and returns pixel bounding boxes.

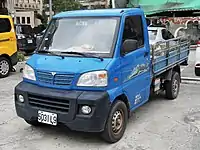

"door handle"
[144,51,149,57]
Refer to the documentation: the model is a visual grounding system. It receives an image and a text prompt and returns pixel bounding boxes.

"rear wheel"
[165,72,180,100]
[101,101,128,143]
[0,57,11,78]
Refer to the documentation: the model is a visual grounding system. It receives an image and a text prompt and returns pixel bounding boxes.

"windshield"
[148,30,158,41]
[39,17,119,57]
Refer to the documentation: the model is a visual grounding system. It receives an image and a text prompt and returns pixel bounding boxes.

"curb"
[181,77,200,84]
[181,77,200,81]
[181,80,200,85]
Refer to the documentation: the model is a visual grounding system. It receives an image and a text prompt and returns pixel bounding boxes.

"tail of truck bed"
[150,37,190,98]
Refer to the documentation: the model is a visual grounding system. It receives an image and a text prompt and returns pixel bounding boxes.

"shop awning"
[127,0,200,15]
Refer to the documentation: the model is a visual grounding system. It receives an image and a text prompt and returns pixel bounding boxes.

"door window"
[122,15,144,53]
[0,18,11,33]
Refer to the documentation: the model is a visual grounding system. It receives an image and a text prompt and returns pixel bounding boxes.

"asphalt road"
[1,71,200,150]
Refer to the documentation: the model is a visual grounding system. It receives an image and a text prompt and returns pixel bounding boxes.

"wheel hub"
[173,79,178,95]
[0,60,9,75]
[111,110,123,134]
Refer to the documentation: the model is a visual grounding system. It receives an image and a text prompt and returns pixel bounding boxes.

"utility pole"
[88,0,91,9]
[111,0,115,8]
[49,0,53,20]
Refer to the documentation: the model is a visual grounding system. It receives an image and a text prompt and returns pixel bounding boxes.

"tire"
[195,68,200,76]
[25,119,42,126]
[0,57,11,78]
[101,101,128,143]
[165,72,180,100]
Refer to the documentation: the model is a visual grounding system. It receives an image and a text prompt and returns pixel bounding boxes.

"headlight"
[23,64,36,81]
[77,70,108,87]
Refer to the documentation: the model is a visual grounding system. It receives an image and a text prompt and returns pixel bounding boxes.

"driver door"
[120,15,151,109]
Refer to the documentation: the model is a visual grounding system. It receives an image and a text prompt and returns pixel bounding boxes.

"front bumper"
[15,82,111,132]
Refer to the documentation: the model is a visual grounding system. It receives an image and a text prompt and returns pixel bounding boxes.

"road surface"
[1,73,200,150]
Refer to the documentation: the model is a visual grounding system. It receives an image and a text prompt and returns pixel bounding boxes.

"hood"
[27,54,112,74]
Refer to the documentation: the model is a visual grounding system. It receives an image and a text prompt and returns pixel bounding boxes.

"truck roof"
[53,8,143,19]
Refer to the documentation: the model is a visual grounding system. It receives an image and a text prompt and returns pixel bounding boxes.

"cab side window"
[0,18,11,33]
[122,15,144,52]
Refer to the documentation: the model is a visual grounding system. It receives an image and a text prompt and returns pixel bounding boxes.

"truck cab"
[14,8,189,143]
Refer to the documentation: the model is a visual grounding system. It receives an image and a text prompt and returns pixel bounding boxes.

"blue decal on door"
[125,63,149,82]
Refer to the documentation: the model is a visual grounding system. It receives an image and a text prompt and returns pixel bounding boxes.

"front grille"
[28,94,70,113]
[36,71,75,86]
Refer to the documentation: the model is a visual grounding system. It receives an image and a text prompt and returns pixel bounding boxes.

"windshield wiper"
[37,50,65,59]
[61,51,104,61]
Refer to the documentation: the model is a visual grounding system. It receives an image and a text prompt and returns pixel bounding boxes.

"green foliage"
[44,0,82,13]
[53,0,82,13]
[17,52,25,62]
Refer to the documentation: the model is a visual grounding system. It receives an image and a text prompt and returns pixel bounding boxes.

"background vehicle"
[148,27,177,55]
[14,8,190,143]
[195,46,200,76]
[15,24,36,54]
[148,27,175,45]
[0,15,18,78]
[36,29,45,47]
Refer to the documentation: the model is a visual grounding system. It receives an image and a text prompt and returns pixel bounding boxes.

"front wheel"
[101,101,128,143]
[165,72,180,100]
[0,57,11,78]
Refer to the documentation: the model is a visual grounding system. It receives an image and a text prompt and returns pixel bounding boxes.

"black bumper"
[15,82,111,132]
[10,52,18,66]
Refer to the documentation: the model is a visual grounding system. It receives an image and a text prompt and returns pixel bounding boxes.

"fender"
[162,65,181,81]
[107,86,127,102]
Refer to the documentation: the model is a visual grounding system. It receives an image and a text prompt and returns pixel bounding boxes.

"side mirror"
[122,39,138,55]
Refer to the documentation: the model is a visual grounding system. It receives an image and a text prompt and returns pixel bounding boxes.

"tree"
[44,0,82,13]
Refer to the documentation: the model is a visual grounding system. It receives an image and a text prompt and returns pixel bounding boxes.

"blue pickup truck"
[14,8,190,143]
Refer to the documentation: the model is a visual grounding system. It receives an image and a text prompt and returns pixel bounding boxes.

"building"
[76,0,107,9]
[5,0,43,27]
[0,0,9,14]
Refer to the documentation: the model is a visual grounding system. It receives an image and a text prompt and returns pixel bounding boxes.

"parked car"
[0,15,18,78]
[148,27,177,55]
[195,42,200,76]
[15,24,37,54]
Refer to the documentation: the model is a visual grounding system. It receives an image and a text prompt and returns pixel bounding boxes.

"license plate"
[38,111,57,126]
[28,39,33,43]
